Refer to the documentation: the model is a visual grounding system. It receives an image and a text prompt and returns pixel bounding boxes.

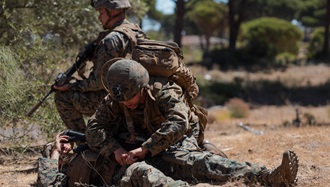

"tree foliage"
[295,0,330,58]
[227,0,303,51]
[307,27,325,58]
[241,17,303,58]
[0,0,148,47]
[295,0,326,27]
[187,0,227,51]
[1,1,100,47]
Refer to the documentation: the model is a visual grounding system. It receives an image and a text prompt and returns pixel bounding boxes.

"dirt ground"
[0,105,329,187]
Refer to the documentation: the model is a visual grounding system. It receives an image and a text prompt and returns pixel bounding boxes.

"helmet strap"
[123,106,136,144]
[138,88,147,104]
[104,9,125,29]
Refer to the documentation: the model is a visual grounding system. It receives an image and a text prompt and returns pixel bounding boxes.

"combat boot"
[259,150,299,187]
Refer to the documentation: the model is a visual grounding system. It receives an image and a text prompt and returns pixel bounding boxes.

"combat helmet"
[91,0,131,11]
[103,59,149,102]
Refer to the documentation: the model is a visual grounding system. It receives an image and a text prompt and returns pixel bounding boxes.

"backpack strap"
[147,75,168,99]
[123,106,137,144]
[190,102,208,145]
[112,22,147,58]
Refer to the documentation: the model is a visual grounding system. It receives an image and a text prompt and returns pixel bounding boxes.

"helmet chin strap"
[138,88,146,104]
[104,9,124,29]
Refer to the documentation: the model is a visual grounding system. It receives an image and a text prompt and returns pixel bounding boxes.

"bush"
[275,52,298,66]
[0,46,29,121]
[0,38,70,145]
[240,17,302,60]
[307,27,325,58]
[225,98,250,118]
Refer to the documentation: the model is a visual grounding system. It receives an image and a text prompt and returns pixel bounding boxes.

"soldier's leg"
[121,161,189,187]
[156,150,298,186]
[157,151,262,183]
[55,90,106,132]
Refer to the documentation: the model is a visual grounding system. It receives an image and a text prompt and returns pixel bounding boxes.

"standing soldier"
[53,0,146,132]
[86,59,299,186]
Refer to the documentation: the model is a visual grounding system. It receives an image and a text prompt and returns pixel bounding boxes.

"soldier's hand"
[51,133,70,159]
[53,83,71,91]
[114,147,128,166]
[126,146,148,165]
[54,133,69,153]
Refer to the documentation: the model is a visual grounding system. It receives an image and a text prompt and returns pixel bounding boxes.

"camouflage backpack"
[110,25,208,145]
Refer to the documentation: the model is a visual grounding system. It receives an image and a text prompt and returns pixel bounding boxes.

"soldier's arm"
[71,32,129,93]
[142,83,190,157]
[85,95,123,158]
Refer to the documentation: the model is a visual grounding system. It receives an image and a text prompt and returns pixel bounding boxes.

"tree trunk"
[174,0,184,47]
[228,0,247,52]
[228,0,236,52]
[323,0,330,57]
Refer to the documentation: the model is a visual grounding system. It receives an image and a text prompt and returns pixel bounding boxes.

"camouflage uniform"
[85,60,299,186]
[55,19,145,132]
[86,82,268,186]
[37,158,66,187]
[36,145,102,187]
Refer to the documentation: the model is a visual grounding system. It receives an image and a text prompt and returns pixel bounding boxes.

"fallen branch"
[237,122,264,135]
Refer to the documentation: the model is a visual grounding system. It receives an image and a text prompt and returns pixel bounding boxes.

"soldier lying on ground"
[36,132,106,186]
[85,59,300,186]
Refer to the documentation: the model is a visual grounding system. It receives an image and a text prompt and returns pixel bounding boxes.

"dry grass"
[204,125,330,186]
[203,104,330,186]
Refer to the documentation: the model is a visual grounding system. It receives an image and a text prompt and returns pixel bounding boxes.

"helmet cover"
[91,0,131,10]
[105,59,149,102]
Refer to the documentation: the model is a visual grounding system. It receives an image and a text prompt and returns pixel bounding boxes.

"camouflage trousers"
[122,150,266,186]
[121,161,189,187]
[37,158,66,187]
[55,90,107,132]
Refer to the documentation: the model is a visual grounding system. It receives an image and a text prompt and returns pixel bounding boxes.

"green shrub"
[275,52,297,66]
[225,98,250,118]
[240,17,302,60]
[0,38,70,144]
[307,27,325,58]
[0,46,29,121]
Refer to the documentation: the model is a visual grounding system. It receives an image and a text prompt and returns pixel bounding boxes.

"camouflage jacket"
[71,20,145,93]
[86,82,200,157]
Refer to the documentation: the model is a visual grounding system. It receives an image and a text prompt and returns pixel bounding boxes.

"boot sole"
[284,150,299,186]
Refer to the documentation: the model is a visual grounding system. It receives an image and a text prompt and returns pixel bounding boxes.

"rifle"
[60,129,89,154]
[26,33,105,117]
[61,129,86,143]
